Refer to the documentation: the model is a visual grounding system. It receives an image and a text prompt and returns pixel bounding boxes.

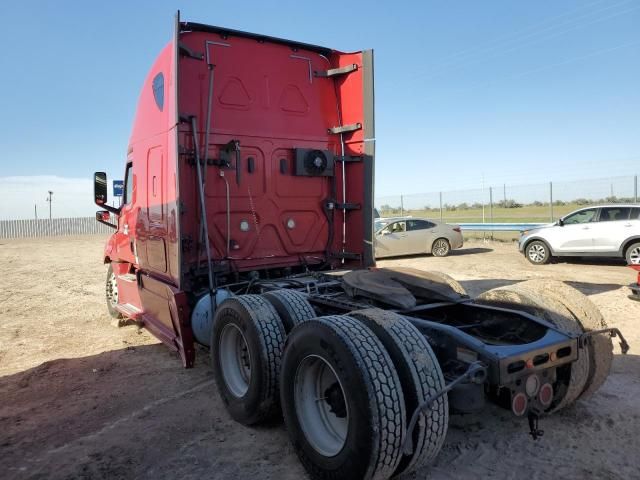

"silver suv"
[519,205,640,265]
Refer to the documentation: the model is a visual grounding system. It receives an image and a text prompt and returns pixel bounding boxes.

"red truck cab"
[94,13,375,366]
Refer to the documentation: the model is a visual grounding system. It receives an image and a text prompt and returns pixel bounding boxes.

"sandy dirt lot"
[1,236,639,480]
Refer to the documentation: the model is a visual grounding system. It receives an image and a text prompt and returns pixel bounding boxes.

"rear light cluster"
[507,346,571,374]
[453,227,461,232]
[511,374,553,416]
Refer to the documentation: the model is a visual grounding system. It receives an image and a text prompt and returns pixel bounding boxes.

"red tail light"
[511,392,527,416]
[453,227,461,233]
[539,383,553,407]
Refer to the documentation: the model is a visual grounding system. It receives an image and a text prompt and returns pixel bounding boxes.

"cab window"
[407,219,435,231]
[563,208,596,225]
[123,163,133,205]
[631,208,640,220]
[599,207,631,222]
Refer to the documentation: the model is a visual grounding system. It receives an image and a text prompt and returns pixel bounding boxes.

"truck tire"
[431,238,451,257]
[349,309,448,476]
[475,285,590,412]
[524,240,551,265]
[509,279,612,400]
[280,315,405,480]
[211,295,286,425]
[262,289,316,332]
[105,264,123,320]
[424,270,468,296]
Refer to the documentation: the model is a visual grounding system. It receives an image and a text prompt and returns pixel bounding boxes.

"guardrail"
[458,223,546,232]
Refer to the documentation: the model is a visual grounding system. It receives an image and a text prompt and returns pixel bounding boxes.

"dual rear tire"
[211,292,448,479]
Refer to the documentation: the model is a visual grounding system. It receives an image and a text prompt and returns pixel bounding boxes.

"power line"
[425,0,617,68]
[421,1,640,81]
[423,38,640,101]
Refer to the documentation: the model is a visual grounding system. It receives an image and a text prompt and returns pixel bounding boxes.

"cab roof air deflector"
[179,22,334,56]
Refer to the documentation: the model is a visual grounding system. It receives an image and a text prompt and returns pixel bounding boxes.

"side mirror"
[96,210,117,229]
[94,172,119,214]
[94,172,108,206]
[558,218,564,226]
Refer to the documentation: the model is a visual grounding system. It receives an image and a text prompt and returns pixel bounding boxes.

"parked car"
[519,204,640,265]
[374,217,463,258]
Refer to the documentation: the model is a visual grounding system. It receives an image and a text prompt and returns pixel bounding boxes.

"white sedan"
[374,217,464,259]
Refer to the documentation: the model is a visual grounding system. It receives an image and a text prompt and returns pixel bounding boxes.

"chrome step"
[116,302,143,319]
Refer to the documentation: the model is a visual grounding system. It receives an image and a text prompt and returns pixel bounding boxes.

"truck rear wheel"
[475,285,590,412]
[349,309,448,476]
[262,290,316,332]
[211,295,286,425]
[509,279,613,400]
[280,315,405,480]
[105,264,122,320]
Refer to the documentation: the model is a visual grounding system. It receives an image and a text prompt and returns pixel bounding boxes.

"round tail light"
[539,383,553,407]
[525,374,540,397]
[512,392,528,416]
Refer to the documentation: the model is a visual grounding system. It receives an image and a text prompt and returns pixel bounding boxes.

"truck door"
[115,162,139,265]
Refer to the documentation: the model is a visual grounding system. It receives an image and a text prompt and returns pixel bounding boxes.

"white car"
[374,217,464,258]
[519,204,640,265]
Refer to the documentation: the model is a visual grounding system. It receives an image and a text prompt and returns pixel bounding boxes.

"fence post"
[439,192,443,221]
[489,187,494,240]
[549,182,554,222]
[400,195,404,216]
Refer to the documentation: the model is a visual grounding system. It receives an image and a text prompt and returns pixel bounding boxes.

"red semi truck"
[94,13,628,480]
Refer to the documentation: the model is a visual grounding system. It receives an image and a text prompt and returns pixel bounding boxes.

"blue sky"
[0,1,639,218]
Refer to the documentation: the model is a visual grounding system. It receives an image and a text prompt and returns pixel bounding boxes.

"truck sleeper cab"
[94,13,625,480]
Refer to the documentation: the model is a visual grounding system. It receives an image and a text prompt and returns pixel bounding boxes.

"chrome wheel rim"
[630,247,640,265]
[219,324,252,397]
[106,271,118,306]
[294,355,349,457]
[528,244,546,263]
[433,239,450,256]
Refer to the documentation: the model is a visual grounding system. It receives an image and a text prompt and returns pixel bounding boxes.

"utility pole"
[34,204,38,221]
[46,191,53,219]
[549,182,554,222]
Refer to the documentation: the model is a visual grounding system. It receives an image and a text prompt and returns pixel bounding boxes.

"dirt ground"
[1,236,639,480]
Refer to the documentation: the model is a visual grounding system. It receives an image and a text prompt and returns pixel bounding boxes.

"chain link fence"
[376,175,639,224]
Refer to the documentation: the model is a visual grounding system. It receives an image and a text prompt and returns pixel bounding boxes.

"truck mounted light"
[525,374,540,397]
[511,392,528,417]
[538,383,553,407]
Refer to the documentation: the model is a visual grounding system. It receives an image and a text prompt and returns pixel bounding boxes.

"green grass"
[380,203,584,224]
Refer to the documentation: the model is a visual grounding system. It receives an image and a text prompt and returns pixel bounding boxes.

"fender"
[619,235,640,257]
[522,236,557,256]
[103,234,117,263]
